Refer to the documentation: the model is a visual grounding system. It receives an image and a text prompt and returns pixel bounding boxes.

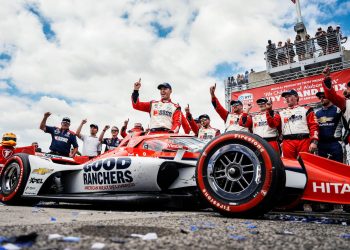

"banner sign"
[232,68,350,113]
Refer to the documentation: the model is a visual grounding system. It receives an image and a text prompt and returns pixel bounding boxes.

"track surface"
[1,203,350,249]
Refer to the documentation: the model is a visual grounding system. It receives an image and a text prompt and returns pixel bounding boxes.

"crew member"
[239,97,281,153]
[131,79,181,134]
[315,91,343,162]
[99,125,121,152]
[279,90,319,159]
[39,112,78,157]
[0,133,17,168]
[76,119,101,158]
[121,119,144,138]
[210,83,249,132]
[185,105,220,139]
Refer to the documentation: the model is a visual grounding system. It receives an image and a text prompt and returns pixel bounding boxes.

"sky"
[0,0,349,151]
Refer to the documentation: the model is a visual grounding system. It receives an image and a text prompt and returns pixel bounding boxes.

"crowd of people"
[266,25,347,68]
[0,66,349,165]
[226,69,255,90]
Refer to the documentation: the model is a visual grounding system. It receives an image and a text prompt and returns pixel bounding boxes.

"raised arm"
[210,83,229,121]
[76,119,87,139]
[171,108,182,133]
[131,78,151,112]
[120,119,129,138]
[185,104,199,135]
[322,67,346,111]
[40,112,51,131]
[99,125,110,142]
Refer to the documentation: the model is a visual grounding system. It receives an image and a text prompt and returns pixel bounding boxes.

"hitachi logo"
[313,182,350,194]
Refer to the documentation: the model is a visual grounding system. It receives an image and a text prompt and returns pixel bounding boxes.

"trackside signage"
[232,69,350,113]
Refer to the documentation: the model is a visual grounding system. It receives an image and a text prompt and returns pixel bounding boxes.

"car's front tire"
[196,131,286,217]
[0,154,31,205]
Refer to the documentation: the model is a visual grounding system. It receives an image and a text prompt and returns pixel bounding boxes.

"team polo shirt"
[102,137,121,152]
[45,126,78,156]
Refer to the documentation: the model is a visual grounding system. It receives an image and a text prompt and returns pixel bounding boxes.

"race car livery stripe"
[284,166,305,174]
[158,156,198,161]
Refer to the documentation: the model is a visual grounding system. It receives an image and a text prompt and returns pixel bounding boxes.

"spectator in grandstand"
[99,125,121,153]
[336,25,347,44]
[294,34,306,61]
[277,41,287,66]
[279,90,319,159]
[76,119,101,158]
[210,83,249,132]
[315,92,343,163]
[285,38,295,63]
[250,69,255,73]
[244,71,249,83]
[315,27,327,56]
[305,34,315,59]
[185,105,220,140]
[266,40,277,68]
[239,98,281,154]
[327,26,338,54]
[39,113,78,157]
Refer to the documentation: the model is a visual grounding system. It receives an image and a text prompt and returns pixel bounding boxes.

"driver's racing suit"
[132,90,181,133]
[211,97,249,132]
[240,110,281,153]
[186,112,220,139]
[279,105,319,159]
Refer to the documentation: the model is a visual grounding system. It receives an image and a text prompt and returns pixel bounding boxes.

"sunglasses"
[317,96,326,99]
[3,137,16,142]
[200,118,208,122]
[111,130,119,132]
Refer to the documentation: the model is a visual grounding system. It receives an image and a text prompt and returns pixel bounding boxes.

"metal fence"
[265,33,346,70]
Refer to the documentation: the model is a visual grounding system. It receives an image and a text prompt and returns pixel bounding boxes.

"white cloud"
[0,0,347,152]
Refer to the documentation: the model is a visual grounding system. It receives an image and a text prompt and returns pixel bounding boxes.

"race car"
[1,131,350,217]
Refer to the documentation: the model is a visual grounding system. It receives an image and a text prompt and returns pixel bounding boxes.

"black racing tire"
[196,131,286,218]
[0,154,31,205]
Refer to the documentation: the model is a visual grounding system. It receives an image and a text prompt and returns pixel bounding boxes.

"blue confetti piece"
[340,234,350,239]
[249,231,259,235]
[247,224,257,229]
[228,234,246,241]
[0,236,8,244]
[243,221,252,224]
[50,217,57,222]
[62,236,80,242]
[190,225,199,232]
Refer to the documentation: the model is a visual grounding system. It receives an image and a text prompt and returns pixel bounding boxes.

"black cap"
[198,114,210,120]
[256,97,268,104]
[62,117,71,123]
[194,118,199,123]
[281,89,298,97]
[316,92,325,98]
[90,124,98,130]
[230,100,243,106]
[347,81,350,87]
[157,82,172,90]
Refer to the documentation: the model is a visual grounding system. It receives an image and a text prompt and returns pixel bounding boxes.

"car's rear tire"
[0,154,31,205]
[196,131,286,217]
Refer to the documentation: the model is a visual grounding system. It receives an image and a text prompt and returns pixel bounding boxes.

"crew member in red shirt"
[239,97,281,153]
[132,79,181,134]
[279,89,319,159]
[120,119,144,138]
[185,104,220,139]
[210,83,249,132]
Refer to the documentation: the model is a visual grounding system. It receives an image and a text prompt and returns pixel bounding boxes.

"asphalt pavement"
[1,202,350,249]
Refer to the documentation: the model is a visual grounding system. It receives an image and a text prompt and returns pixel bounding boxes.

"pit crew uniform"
[279,106,319,159]
[211,97,249,132]
[186,113,220,140]
[315,104,343,162]
[132,90,181,134]
[45,126,79,157]
[240,110,281,153]
[101,137,121,153]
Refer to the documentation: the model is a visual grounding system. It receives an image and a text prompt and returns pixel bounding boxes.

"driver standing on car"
[131,79,181,134]
[279,90,319,159]
[39,112,78,157]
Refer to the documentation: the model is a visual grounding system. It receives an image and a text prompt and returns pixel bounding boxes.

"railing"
[265,33,346,70]
[225,60,350,95]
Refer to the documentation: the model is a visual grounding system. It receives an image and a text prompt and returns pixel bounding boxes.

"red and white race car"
[0,131,349,217]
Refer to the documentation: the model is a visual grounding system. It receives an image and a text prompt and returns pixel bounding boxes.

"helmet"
[2,132,17,147]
